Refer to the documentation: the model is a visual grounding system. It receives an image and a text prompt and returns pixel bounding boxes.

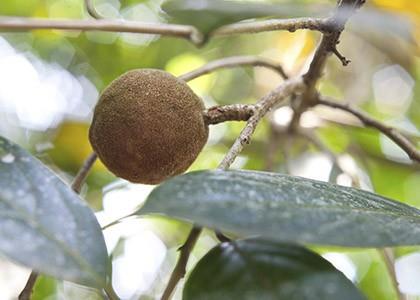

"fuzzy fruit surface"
[89,69,209,184]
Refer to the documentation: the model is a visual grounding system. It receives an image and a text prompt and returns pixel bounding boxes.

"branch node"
[189,29,205,46]
[241,136,251,145]
[161,227,202,300]
[203,104,256,125]
[331,46,351,66]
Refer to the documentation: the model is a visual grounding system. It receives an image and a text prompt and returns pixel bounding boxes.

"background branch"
[160,227,202,300]
[179,55,288,81]
[219,78,304,169]
[0,17,203,45]
[182,56,290,126]
[212,17,329,37]
[317,97,420,163]
[71,152,98,193]
[316,111,420,142]
[379,248,405,300]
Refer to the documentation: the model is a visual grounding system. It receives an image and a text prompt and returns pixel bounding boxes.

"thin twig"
[179,55,288,81]
[317,97,420,163]
[379,248,405,300]
[182,56,290,125]
[18,271,38,300]
[85,0,103,19]
[264,122,282,171]
[0,15,348,47]
[316,111,420,142]
[203,104,256,125]
[0,17,204,45]
[219,78,305,169]
[160,226,202,300]
[71,152,98,193]
[289,0,365,130]
[101,212,136,230]
[211,17,330,37]
[207,81,304,264]
[19,152,100,300]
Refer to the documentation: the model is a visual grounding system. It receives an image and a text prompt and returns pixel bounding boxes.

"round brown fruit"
[89,69,208,184]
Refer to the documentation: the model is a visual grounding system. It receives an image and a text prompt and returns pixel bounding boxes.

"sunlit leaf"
[140,169,420,247]
[0,136,108,288]
[184,239,364,300]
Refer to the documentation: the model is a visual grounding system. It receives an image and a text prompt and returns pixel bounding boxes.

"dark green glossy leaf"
[0,136,108,288]
[184,239,364,300]
[140,169,420,247]
[162,0,329,34]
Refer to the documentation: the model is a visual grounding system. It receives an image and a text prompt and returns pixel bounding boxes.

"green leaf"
[140,169,420,247]
[161,0,329,34]
[184,239,364,300]
[0,136,108,288]
[32,275,104,300]
[352,252,397,300]
[32,275,58,300]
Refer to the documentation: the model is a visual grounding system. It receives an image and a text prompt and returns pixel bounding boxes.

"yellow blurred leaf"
[275,31,316,74]
[373,0,420,50]
[372,0,420,14]
[50,122,105,172]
